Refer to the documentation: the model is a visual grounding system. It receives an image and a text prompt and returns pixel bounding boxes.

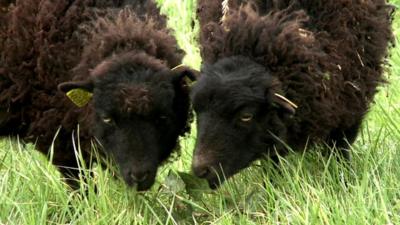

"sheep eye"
[102,117,113,124]
[240,113,253,122]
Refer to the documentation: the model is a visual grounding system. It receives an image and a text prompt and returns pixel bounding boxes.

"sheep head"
[58,56,198,191]
[190,56,296,188]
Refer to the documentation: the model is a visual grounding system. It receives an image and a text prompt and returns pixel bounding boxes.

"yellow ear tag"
[66,88,93,107]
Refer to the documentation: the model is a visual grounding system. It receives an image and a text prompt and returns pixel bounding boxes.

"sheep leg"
[52,151,94,190]
[0,108,9,127]
[327,119,363,161]
[56,160,83,190]
[0,108,12,135]
[270,154,280,168]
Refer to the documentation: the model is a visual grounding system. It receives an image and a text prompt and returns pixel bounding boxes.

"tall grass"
[1,0,400,224]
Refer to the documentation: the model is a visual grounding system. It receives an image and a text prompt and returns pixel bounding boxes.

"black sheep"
[0,0,196,191]
[192,0,394,188]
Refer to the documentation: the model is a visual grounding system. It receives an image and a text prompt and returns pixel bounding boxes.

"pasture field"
[1,0,400,224]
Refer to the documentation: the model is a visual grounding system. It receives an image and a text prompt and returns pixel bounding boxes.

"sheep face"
[191,56,295,188]
[59,65,196,191]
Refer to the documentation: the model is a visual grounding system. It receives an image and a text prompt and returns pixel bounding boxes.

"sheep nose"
[129,171,149,182]
[192,155,212,178]
[193,165,211,178]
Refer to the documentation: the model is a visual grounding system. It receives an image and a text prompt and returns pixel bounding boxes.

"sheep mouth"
[206,176,225,189]
[126,177,155,191]
[123,172,156,191]
[198,157,258,189]
[200,169,230,189]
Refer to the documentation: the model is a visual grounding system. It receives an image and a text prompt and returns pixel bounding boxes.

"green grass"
[1,0,400,224]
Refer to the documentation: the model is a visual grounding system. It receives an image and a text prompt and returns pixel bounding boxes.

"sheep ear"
[273,93,297,115]
[58,80,94,107]
[171,65,200,90]
[58,80,94,93]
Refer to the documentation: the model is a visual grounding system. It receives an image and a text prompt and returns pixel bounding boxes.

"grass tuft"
[1,0,400,224]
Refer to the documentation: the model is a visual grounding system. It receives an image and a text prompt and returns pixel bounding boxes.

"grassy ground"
[1,0,400,224]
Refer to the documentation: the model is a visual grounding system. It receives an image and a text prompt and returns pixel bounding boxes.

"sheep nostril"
[129,171,149,183]
[194,166,211,178]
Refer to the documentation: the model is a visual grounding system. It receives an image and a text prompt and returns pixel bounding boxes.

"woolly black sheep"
[0,0,197,191]
[192,0,394,188]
